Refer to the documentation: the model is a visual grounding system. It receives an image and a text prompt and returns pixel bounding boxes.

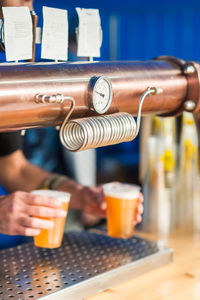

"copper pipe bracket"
[155,56,200,116]
[184,61,200,113]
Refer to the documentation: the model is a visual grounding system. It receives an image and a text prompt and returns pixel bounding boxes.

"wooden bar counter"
[88,230,200,300]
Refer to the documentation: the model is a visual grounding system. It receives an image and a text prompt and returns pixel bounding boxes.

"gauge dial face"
[88,76,113,114]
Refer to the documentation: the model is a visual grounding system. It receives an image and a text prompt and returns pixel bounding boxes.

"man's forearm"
[57,179,83,210]
[0,149,106,217]
[0,149,83,209]
[17,161,84,211]
[0,150,50,192]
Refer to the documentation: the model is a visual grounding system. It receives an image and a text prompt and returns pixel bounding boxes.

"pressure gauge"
[88,76,113,114]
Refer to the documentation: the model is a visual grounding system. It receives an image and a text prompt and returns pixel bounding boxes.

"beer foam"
[103,182,140,199]
[31,190,71,203]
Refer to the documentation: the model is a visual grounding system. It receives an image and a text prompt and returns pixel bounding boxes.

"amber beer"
[103,182,140,238]
[31,190,70,248]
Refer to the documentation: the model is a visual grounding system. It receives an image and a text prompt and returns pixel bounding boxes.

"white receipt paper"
[42,6,68,61]
[2,6,33,62]
[76,7,102,58]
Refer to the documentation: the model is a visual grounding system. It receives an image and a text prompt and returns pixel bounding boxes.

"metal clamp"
[155,56,200,115]
[183,61,200,113]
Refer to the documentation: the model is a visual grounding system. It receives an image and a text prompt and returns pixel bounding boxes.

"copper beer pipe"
[0,59,188,132]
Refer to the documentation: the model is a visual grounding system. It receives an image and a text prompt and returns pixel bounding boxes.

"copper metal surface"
[0,60,188,131]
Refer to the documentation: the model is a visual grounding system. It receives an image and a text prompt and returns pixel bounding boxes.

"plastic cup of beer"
[103,182,141,238]
[31,190,70,248]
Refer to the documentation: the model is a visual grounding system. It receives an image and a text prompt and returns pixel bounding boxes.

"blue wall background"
[33,0,200,62]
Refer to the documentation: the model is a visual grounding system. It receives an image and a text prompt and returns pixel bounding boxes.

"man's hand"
[70,185,107,218]
[0,191,67,236]
[134,192,144,225]
[69,184,144,224]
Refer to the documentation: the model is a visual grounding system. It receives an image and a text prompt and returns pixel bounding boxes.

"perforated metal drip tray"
[0,231,173,300]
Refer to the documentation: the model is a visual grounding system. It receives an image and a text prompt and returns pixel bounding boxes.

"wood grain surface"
[87,230,200,300]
